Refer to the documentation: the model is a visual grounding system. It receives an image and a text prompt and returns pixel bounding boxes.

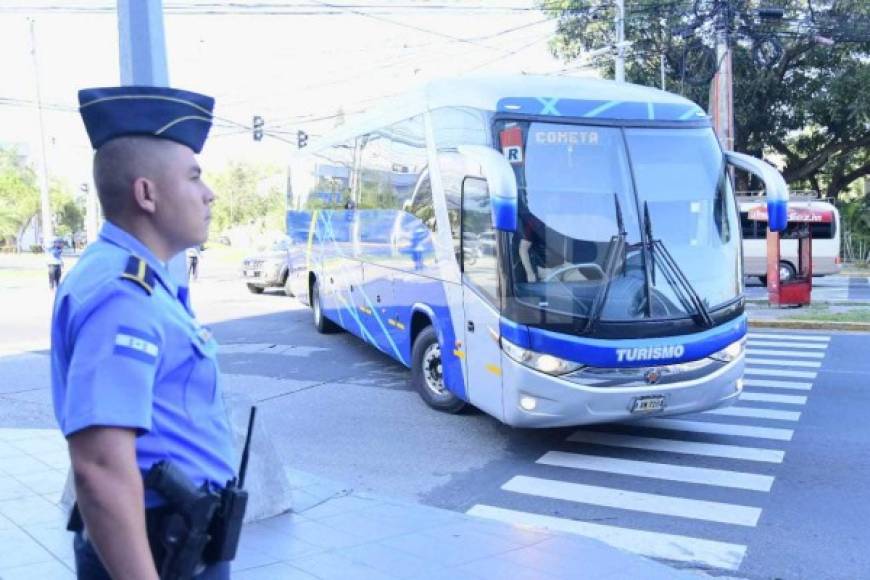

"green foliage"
[50,179,85,237]
[839,192,870,263]
[0,147,40,244]
[541,0,870,199]
[208,161,286,234]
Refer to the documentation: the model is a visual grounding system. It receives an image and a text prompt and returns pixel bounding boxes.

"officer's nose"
[204,183,216,205]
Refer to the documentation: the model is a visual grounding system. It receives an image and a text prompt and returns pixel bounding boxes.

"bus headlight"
[710,338,745,363]
[500,337,583,376]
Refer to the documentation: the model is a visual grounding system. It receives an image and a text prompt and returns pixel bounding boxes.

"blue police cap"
[78,86,214,153]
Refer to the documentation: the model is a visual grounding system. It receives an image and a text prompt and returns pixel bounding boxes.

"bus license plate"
[631,395,665,413]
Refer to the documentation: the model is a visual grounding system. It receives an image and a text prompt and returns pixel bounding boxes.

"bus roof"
[297,75,708,154]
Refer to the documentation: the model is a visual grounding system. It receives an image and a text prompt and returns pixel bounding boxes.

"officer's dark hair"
[93,136,172,219]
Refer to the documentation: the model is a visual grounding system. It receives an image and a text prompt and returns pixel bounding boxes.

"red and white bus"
[739,198,841,283]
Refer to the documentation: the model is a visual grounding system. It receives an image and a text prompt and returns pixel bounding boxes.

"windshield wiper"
[583,194,627,334]
[642,202,715,328]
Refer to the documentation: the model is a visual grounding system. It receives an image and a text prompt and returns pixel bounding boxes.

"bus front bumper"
[499,354,744,428]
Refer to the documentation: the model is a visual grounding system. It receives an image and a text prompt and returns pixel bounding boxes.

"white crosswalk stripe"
[747,340,827,350]
[566,430,785,463]
[503,476,762,526]
[704,406,802,421]
[744,367,817,379]
[466,332,831,574]
[637,418,794,441]
[747,333,830,342]
[740,392,807,405]
[467,505,748,571]
[743,378,813,390]
[537,451,775,491]
[746,348,826,359]
[745,358,821,368]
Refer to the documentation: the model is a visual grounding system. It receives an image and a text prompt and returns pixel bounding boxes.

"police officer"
[51,86,236,580]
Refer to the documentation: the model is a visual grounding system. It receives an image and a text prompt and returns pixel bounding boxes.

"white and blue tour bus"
[286,76,789,427]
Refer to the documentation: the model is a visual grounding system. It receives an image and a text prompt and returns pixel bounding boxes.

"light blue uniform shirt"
[51,222,235,504]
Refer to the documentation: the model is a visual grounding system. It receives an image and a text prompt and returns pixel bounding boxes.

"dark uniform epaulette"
[120,256,155,295]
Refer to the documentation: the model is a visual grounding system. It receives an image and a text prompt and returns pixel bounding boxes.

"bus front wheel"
[312,280,341,334]
[411,326,466,414]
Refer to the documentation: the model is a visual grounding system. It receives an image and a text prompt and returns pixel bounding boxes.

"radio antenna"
[237,406,257,489]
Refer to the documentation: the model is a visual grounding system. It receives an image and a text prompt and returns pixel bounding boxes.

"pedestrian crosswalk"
[468,331,832,573]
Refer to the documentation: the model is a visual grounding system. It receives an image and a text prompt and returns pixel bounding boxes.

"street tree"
[50,179,84,239]
[209,161,286,235]
[0,147,40,247]
[541,0,869,199]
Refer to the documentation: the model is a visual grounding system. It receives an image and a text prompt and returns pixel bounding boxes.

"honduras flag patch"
[113,326,160,364]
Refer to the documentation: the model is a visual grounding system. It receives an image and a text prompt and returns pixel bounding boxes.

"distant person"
[47,237,64,290]
[187,244,201,281]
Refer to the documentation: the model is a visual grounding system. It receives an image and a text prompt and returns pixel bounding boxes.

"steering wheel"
[542,262,605,283]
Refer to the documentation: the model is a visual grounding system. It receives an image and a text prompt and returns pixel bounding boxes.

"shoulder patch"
[120,256,155,295]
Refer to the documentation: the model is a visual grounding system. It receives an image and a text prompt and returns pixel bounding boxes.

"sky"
[0,0,600,190]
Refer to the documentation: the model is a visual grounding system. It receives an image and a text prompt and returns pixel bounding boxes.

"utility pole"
[28,18,53,248]
[116,0,189,284]
[660,54,666,90]
[615,0,625,82]
[709,0,734,151]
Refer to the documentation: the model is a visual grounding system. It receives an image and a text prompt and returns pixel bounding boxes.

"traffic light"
[252,115,264,141]
[297,129,308,149]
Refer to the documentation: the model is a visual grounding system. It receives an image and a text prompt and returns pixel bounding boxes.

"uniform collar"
[99,221,178,295]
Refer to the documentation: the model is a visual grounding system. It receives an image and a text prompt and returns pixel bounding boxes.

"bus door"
[459,176,504,419]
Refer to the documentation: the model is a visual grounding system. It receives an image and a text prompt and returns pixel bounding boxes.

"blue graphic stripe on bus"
[320,209,408,363]
[317,211,406,363]
[316,212,376,342]
[584,100,621,118]
[334,288,386,355]
[497,98,708,123]
[499,315,747,368]
[297,204,467,400]
[412,301,467,401]
[536,97,561,116]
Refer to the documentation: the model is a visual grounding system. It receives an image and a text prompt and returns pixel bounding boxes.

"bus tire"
[411,326,466,414]
[312,279,341,334]
[283,273,294,297]
[247,284,264,294]
[779,261,796,282]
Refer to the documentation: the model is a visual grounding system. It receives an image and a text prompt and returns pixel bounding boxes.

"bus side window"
[408,176,436,232]
[462,176,498,301]
[438,151,466,263]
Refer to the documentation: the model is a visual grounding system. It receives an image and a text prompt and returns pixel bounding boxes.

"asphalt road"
[744,274,870,302]
[2,272,868,580]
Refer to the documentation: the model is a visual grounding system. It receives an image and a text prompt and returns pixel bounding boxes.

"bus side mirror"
[457,145,518,232]
[725,151,789,232]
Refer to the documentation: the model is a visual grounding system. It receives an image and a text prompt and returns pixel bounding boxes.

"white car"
[241,237,295,295]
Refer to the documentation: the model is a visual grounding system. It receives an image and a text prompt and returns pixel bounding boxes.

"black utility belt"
[67,461,247,580]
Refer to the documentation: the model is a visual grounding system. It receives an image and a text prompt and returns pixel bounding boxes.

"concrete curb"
[748,318,870,332]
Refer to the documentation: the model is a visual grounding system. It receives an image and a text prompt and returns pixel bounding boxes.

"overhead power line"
[0,1,544,15]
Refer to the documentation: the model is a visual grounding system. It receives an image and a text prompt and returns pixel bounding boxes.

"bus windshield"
[504,121,741,325]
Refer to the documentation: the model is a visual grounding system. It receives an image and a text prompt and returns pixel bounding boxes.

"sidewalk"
[0,428,704,580]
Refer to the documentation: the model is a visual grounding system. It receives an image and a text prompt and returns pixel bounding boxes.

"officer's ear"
[131,177,158,215]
